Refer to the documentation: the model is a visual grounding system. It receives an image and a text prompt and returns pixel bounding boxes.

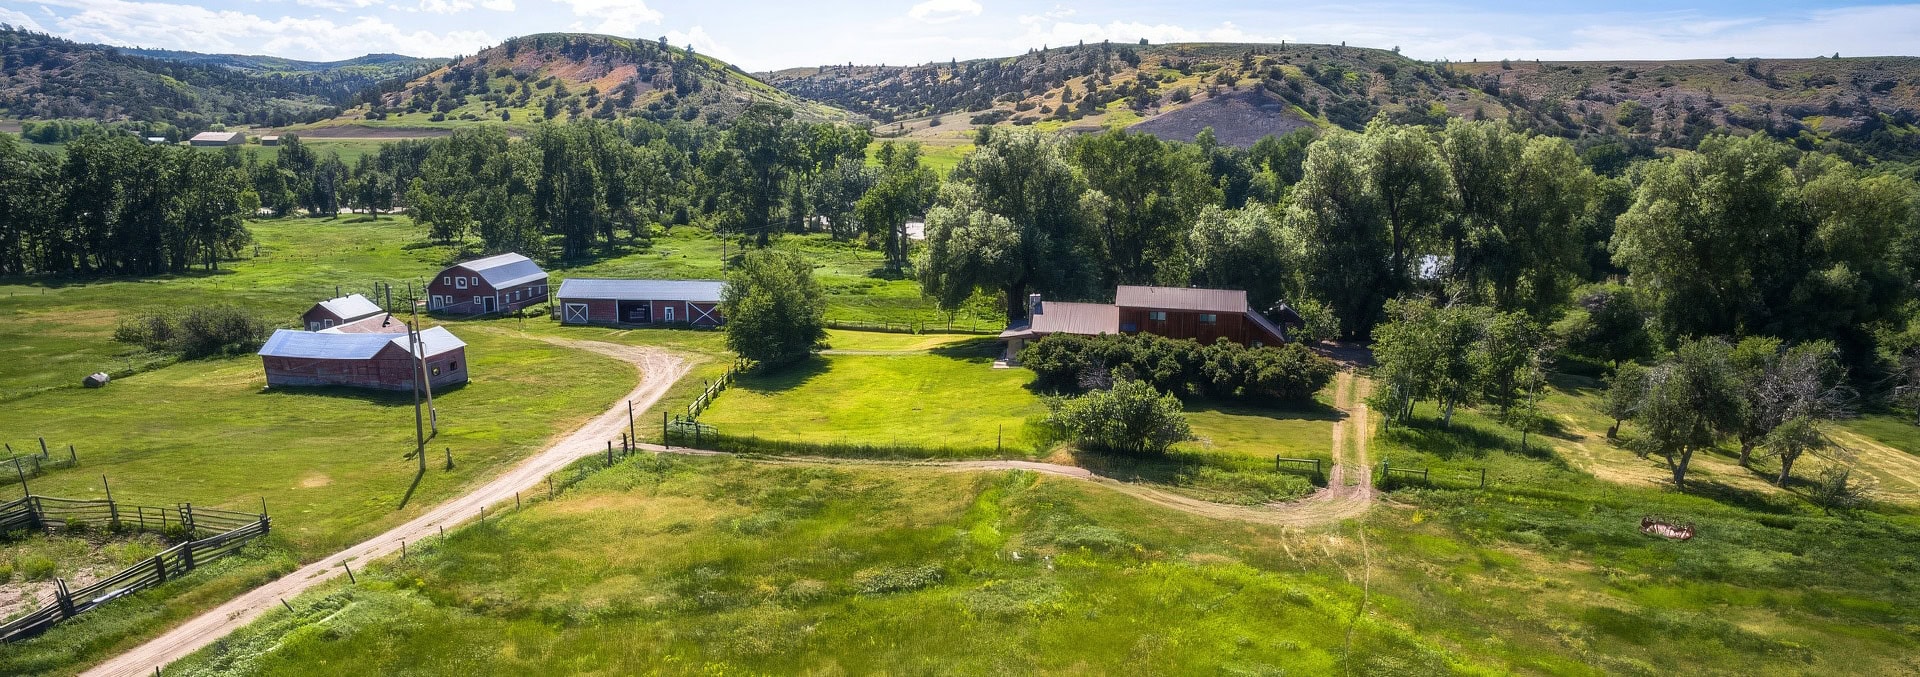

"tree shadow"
[1184,397,1346,423]
[1681,478,1797,515]
[929,338,1003,362]
[1386,415,1569,467]
[732,358,832,394]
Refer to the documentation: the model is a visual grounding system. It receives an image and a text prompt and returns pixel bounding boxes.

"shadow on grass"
[1681,478,1798,515]
[1068,446,1328,489]
[929,338,1003,362]
[730,358,832,395]
[1185,397,1346,424]
[256,380,469,406]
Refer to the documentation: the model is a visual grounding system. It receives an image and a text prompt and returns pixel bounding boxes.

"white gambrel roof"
[311,294,383,322]
[259,326,465,360]
[453,253,547,289]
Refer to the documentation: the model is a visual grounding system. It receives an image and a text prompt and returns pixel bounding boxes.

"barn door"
[563,303,589,324]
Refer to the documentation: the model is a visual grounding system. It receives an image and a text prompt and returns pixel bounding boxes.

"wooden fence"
[825,318,1001,335]
[1274,456,1325,482]
[685,359,748,419]
[0,496,269,644]
[3,438,80,480]
[1378,460,1488,489]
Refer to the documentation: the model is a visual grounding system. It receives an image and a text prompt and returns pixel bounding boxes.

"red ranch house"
[258,326,468,391]
[427,253,549,316]
[997,285,1304,363]
[554,279,725,327]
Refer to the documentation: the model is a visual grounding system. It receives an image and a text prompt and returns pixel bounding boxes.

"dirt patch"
[0,120,21,134]
[297,473,332,489]
[285,125,452,140]
[1129,88,1316,148]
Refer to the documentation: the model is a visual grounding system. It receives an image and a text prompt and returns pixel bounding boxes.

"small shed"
[82,372,111,388]
[189,131,244,147]
[260,135,280,146]
[258,326,468,391]
[302,294,384,331]
[554,279,725,327]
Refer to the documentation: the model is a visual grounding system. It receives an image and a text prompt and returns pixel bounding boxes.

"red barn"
[553,279,726,328]
[301,294,383,331]
[426,253,549,316]
[257,326,468,391]
[997,285,1303,363]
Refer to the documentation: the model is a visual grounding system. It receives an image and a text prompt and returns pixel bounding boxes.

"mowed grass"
[699,344,1049,454]
[172,453,1920,676]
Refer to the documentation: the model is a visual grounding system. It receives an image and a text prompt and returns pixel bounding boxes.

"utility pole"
[407,303,426,475]
[411,285,438,435]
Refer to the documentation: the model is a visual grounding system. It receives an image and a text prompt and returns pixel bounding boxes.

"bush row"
[1020,333,1337,402]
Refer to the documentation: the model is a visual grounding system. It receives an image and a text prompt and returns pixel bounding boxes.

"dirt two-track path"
[88,360,1366,675]
[83,340,687,677]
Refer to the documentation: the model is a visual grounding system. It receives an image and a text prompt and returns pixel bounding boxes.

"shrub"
[19,555,57,581]
[853,564,944,594]
[1052,379,1193,455]
[114,304,269,358]
[722,249,827,367]
[1021,333,1336,402]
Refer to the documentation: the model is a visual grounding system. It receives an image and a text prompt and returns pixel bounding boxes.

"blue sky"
[1,0,1916,69]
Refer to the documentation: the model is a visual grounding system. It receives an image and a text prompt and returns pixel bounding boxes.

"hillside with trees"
[0,25,390,129]
[316,33,854,129]
[769,41,1920,162]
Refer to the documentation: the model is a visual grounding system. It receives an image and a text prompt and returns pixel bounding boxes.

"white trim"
[563,303,589,324]
[662,305,675,323]
[455,277,468,290]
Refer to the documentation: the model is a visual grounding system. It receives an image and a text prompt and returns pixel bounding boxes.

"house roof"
[259,326,465,360]
[189,131,240,143]
[318,314,406,334]
[999,301,1122,339]
[453,253,547,289]
[311,294,383,322]
[556,278,726,302]
[1115,285,1250,314]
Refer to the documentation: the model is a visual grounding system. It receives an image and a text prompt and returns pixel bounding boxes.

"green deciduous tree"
[1626,337,1745,489]
[1052,379,1193,455]
[919,128,1093,321]
[722,249,827,367]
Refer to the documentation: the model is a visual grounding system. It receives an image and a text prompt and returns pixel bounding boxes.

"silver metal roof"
[312,294,383,322]
[259,326,465,360]
[189,131,240,142]
[556,278,726,302]
[452,252,547,289]
[1115,285,1251,313]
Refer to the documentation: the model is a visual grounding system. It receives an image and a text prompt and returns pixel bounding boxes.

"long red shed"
[554,278,726,328]
[258,326,468,391]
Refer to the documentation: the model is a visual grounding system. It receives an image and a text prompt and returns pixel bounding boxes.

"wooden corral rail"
[1274,456,1325,480]
[824,318,1000,335]
[0,496,269,644]
[1379,460,1488,489]
[686,359,749,419]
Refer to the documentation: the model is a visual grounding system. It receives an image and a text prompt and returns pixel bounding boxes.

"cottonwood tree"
[1368,298,1494,428]
[1729,337,1852,467]
[1070,129,1219,284]
[1436,119,1598,313]
[1627,338,1744,489]
[1187,205,1298,310]
[1601,362,1648,439]
[721,249,827,367]
[1361,119,1451,288]
[855,141,937,271]
[919,128,1093,322]
[1286,132,1391,337]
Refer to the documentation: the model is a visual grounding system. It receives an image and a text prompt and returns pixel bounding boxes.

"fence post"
[181,503,196,535]
[102,475,117,525]
[180,541,195,573]
[53,578,75,619]
[1479,468,1486,489]
[663,412,670,449]
[68,445,76,465]
[152,553,167,583]
[39,437,48,457]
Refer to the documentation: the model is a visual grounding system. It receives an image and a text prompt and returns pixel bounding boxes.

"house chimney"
[1027,293,1043,318]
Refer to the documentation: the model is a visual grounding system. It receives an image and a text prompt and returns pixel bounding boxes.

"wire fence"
[824,318,1002,335]
[0,495,269,644]
[686,359,748,419]
[2,439,80,481]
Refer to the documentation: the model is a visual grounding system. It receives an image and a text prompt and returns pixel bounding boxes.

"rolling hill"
[299,33,857,132]
[766,41,1920,159]
[0,26,422,130]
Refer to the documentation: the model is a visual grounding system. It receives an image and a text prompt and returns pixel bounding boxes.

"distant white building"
[260,135,280,146]
[144,136,169,144]
[189,131,244,147]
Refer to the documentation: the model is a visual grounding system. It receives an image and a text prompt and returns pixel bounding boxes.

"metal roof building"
[554,278,726,327]
[258,327,468,390]
[464,253,549,289]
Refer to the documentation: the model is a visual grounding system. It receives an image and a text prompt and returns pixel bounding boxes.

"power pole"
[407,304,426,475]
[411,283,438,435]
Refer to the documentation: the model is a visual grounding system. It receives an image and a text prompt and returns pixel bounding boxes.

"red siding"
[1117,307,1283,347]
[554,297,724,327]
[261,347,468,391]
[426,264,549,316]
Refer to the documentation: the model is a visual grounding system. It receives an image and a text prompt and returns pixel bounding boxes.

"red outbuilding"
[553,278,726,328]
[426,253,549,316]
[301,293,383,331]
[257,326,468,391]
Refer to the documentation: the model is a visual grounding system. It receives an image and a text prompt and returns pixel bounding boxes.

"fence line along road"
[81,342,686,677]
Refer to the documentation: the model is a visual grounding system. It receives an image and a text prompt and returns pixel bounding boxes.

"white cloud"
[556,0,662,35]
[665,25,741,65]
[0,6,47,30]
[479,0,514,10]
[907,0,981,24]
[34,0,493,59]
[293,0,380,11]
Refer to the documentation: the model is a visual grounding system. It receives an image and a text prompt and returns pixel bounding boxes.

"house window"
[1121,323,1138,332]
[450,361,459,370]
[1198,313,1217,324]
[442,276,450,286]
[323,319,334,328]
[455,277,468,290]
[1148,311,1166,321]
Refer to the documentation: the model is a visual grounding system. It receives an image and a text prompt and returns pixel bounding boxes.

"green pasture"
[170,453,1920,676]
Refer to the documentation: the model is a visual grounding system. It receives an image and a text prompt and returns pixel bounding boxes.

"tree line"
[0,134,250,276]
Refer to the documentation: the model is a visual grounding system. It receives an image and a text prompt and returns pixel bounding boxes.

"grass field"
[168,451,1920,676]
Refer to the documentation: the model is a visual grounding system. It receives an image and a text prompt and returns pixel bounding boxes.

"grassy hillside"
[770,41,1920,157]
[303,33,855,132]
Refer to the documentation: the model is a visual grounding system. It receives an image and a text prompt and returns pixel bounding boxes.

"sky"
[1,0,1917,70]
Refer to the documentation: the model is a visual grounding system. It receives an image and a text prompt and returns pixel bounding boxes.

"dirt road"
[82,341,685,677]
